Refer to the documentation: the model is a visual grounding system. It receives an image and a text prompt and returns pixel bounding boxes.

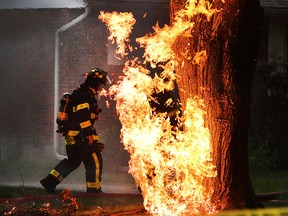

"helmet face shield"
[105,74,112,86]
[84,68,111,88]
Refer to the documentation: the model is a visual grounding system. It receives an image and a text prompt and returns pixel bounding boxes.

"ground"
[1,186,288,215]
[1,160,288,215]
[0,187,145,215]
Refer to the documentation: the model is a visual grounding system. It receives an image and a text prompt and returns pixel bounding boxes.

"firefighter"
[40,68,111,194]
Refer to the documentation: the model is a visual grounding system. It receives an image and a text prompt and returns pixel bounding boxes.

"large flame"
[99,1,223,215]
[99,11,136,58]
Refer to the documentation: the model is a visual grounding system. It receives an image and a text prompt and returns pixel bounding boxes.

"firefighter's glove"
[56,125,63,133]
[96,142,104,152]
[86,135,94,146]
[56,125,67,136]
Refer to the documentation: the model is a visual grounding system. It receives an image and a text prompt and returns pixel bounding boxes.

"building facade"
[0,0,287,169]
[0,1,170,165]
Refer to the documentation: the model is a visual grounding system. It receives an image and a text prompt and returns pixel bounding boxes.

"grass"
[0,186,145,215]
[1,170,288,215]
[1,185,288,216]
[1,159,288,215]
[1,159,288,194]
[0,185,48,199]
[0,158,135,185]
[250,170,288,194]
[1,170,288,200]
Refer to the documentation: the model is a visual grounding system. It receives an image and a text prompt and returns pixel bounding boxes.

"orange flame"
[99,1,223,215]
[113,65,216,215]
[98,11,136,58]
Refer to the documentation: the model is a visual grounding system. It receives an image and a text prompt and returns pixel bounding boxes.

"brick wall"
[0,9,84,149]
[0,3,169,164]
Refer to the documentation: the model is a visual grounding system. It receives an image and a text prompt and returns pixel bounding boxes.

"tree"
[170,0,264,209]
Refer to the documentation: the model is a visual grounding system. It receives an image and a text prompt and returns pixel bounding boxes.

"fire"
[114,67,216,215]
[99,1,222,215]
[98,11,136,58]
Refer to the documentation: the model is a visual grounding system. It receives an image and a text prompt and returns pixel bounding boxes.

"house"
[0,0,170,164]
[250,0,288,170]
[259,0,288,72]
[0,0,286,169]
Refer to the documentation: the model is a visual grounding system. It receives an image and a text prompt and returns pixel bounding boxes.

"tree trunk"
[170,0,263,209]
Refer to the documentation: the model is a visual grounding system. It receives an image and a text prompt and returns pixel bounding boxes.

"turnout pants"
[50,137,103,191]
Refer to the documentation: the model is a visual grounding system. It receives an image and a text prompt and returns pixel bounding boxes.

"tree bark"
[170,0,263,209]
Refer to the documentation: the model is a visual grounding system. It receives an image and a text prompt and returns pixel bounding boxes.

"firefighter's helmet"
[84,68,111,88]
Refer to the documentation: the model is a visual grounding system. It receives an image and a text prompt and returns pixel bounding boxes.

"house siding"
[0,3,170,162]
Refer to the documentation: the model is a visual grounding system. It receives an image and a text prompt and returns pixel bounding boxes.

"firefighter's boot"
[40,174,59,194]
[87,187,103,193]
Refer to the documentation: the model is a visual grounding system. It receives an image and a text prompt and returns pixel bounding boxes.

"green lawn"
[251,171,288,194]
[1,159,288,195]
[0,186,144,215]
[1,169,288,216]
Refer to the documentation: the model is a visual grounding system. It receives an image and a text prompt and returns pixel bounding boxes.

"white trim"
[53,6,89,160]
[0,0,85,9]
